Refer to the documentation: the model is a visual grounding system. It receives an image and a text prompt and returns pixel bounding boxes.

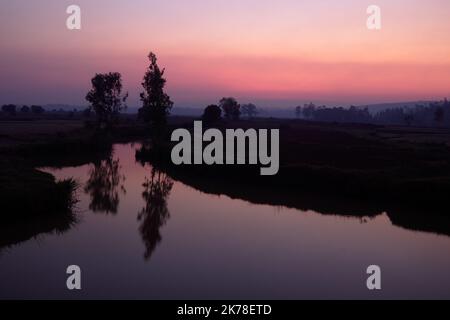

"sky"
[1,0,450,108]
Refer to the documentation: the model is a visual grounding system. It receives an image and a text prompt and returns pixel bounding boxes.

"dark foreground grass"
[0,158,78,219]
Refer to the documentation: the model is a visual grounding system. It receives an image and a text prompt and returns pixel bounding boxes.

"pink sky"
[1,0,450,107]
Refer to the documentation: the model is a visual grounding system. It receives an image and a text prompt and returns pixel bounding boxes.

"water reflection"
[84,155,126,214]
[138,167,173,260]
[158,165,450,237]
[2,143,450,299]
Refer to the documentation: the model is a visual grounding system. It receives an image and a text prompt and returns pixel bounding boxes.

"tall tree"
[139,52,173,131]
[86,72,127,130]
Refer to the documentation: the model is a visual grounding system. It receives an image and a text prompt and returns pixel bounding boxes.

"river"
[1,143,450,299]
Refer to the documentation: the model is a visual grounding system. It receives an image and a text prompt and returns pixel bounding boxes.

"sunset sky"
[1,0,450,107]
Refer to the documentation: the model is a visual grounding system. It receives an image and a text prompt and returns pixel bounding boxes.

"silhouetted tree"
[302,103,316,119]
[139,52,173,135]
[138,168,173,260]
[31,105,45,114]
[85,72,128,130]
[219,97,240,120]
[202,104,222,123]
[2,104,17,115]
[241,103,258,119]
[374,107,405,124]
[20,105,30,113]
[280,98,450,127]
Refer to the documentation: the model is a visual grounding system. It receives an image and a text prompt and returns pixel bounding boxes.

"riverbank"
[0,117,150,218]
[3,115,450,221]
[137,118,450,235]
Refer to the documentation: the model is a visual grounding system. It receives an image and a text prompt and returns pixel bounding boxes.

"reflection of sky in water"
[1,143,450,299]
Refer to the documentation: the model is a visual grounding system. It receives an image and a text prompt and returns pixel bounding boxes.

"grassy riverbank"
[0,117,148,218]
[3,115,450,222]
[137,118,450,226]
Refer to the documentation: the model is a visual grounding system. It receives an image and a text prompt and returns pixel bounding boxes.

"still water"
[1,143,450,299]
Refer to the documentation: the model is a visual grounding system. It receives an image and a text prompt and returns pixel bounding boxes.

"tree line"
[5,50,448,129]
[1,104,45,115]
[295,100,450,127]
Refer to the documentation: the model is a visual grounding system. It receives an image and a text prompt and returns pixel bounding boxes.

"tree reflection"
[138,167,173,260]
[84,156,126,214]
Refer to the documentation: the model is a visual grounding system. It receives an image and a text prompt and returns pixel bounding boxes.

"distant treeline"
[4,98,450,128]
[295,99,450,127]
[1,104,45,115]
[0,104,95,118]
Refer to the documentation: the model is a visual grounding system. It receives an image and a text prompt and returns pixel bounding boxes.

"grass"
[0,175,79,251]
[0,157,79,219]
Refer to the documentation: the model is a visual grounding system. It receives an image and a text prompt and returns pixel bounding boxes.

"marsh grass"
[0,160,79,220]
